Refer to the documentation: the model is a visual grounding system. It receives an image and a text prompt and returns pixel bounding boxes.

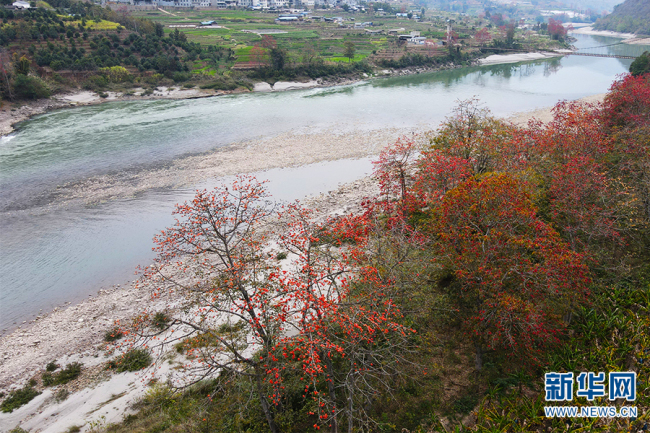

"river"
[0,33,647,332]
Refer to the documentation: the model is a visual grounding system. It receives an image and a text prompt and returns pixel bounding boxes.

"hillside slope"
[562,0,622,13]
[593,0,650,34]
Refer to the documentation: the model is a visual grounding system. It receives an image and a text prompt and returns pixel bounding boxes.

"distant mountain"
[593,0,650,34]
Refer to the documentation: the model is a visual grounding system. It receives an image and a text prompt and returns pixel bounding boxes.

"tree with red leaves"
[250,44,267,68]
[474,27,492,47]
[261,34,277,50]
[547,18,567,41]
[131,175,283,432]
[428,98,516,175]
[116,175,412,433]
[510,99,638,263]
[602,73,650,224]
[372,135,419,215]
[430,173,591,369]
[273,204,415,432]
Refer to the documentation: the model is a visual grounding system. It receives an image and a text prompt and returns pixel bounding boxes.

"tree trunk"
[346,374,355,433]
[323,354,339,433]
[254,370,280,433]
[475,343,482,371]
[563,311,573,325]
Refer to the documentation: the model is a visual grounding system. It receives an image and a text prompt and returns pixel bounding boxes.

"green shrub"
[12,75,51,100]
[55,388,70,402]
[452,393,479,414]
[1,386,41,413]
[172,72,191,82]
[46,361,59,372]
[41,371,55,386]
[199,77,239,91]
[276,251,288,260]
[104,327,124,342]
[54,363,82,385]
[152,311,170,330]
[42,363,82,387]
[82,75,108,91]
[630,51,650,77]
[50,60,65,71]
[108,349,152,373]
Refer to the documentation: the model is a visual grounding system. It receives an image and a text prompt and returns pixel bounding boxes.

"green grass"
[192,66,217,76]
[328,54,369,62]
[273,30,320,39]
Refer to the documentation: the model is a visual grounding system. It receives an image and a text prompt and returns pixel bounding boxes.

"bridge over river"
[558,52,638,59]
[482,40,642,60]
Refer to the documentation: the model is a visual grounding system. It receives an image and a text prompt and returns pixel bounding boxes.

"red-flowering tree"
[602,73,650,229]
[372,135,420,216]
[520,101,625,253]
[116,176,414,433]
[412,151,472,204]
[603,74,650,130]
[273,205,415,432]
[474,27,492,47]
[261,34,277,50]
[547,18,568,41]
[250,44,267,68]
[430,173,591,369]
[428,98,517,175]
[128,175,284,432]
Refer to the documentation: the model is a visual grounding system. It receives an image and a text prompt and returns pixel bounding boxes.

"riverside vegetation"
[27,71,643,433]
[0,0,572,104]
[593,0,650,35]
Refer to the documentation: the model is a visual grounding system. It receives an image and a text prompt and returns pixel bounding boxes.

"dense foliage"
[0,6,237,101]
[630,51,650,76]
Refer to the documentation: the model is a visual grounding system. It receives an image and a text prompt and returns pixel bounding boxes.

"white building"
[12,1,31,8]
[268,0,287,8]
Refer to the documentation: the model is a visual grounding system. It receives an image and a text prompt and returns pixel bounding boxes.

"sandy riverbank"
[569,27,650,45]
[570,26,636,39]
[0,174,381,433]
[478,51,564,65]
[47,127,409,208]
[506,93,606,126]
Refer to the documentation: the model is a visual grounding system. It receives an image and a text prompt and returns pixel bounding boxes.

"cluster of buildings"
[110,0,374,9]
